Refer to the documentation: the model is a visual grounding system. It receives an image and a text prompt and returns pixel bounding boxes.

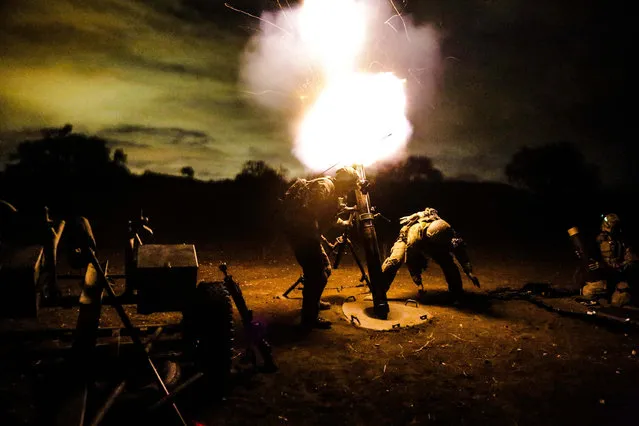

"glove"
[336,218,351,228]
[358,179,371,194]
[587,260,600,271]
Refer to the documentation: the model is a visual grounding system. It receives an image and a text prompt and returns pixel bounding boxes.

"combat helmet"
[333,166,359,193]
[601,213,621,234]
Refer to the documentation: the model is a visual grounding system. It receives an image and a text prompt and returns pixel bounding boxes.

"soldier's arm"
[399,211,423,226]
[451,236,472,274]
[335,213,354,228]
[397,224,411,243]
[451,234,480,287]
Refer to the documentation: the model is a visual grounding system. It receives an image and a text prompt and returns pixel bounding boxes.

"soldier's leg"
[404,225,428,290]
[405,246,427,291]
[294,239,331,328]
[318,243,332,310]
[432,252,463,297]
[381,238,407,291]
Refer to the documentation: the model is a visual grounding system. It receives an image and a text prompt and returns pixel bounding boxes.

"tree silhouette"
[1,125,132,219]
[40,123,73,139]
[454,173,481,182]
[113,148,128,168]
[375,155,444,182]
[233,160,288,240]
[505,142,600,197]
[181,166,195,179]
[6,125,130,179]
[235,160,286,184]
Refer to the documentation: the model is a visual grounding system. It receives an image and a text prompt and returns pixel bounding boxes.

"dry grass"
[2,245,639,426]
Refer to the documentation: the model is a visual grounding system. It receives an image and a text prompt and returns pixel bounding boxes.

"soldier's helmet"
[333,166,359,193]
[601,213,621,233]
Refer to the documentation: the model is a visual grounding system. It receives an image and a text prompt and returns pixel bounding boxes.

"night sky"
[0,0,631,185]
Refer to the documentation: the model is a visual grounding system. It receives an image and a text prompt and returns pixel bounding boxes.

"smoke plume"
[239,0,441,120]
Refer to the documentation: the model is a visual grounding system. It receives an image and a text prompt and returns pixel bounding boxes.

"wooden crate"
[133,244,198,314]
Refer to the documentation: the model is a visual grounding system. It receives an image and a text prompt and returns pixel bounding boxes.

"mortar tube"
[353,164,389,319]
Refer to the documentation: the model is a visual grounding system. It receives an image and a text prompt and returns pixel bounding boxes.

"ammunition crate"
[133,244,198,314]
[0,245,43,318]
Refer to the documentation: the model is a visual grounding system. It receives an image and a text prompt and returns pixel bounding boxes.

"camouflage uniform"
[382,208,476,297]
[282,168,358,328]
[596,213,638,305]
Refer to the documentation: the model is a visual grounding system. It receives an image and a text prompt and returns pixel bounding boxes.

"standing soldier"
[281,167,360,330]
[381,207,480,300]
[596,213,638,306]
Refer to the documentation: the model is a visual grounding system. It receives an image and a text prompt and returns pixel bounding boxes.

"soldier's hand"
[358,179,371,194]
[336,218,351,228]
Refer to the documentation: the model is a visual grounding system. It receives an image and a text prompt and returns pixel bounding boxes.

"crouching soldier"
[281,167,360,330]
[596,213,639,307]
[381,207,480,300]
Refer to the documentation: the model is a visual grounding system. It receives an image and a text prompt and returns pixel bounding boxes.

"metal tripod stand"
[281,223,371,298]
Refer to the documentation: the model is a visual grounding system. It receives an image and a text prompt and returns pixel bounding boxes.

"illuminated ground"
[1,246,639,426]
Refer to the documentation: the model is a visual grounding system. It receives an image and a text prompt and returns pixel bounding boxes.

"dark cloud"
[127,159,156,170]
[0,0,291,179]
[409,0,630,184]
[97,124,230,175]
[101,138,151,149]
[247,145,301,169]
[100,125,213,146]
[0,0,631,184]
[192,168,229,181]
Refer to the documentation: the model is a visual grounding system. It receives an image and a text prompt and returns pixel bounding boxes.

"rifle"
[219,263,277,373]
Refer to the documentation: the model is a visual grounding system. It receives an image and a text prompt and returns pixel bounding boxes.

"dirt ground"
[2,244,639,426]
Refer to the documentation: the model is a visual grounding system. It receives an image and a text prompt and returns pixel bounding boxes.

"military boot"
[301,316,332,330]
